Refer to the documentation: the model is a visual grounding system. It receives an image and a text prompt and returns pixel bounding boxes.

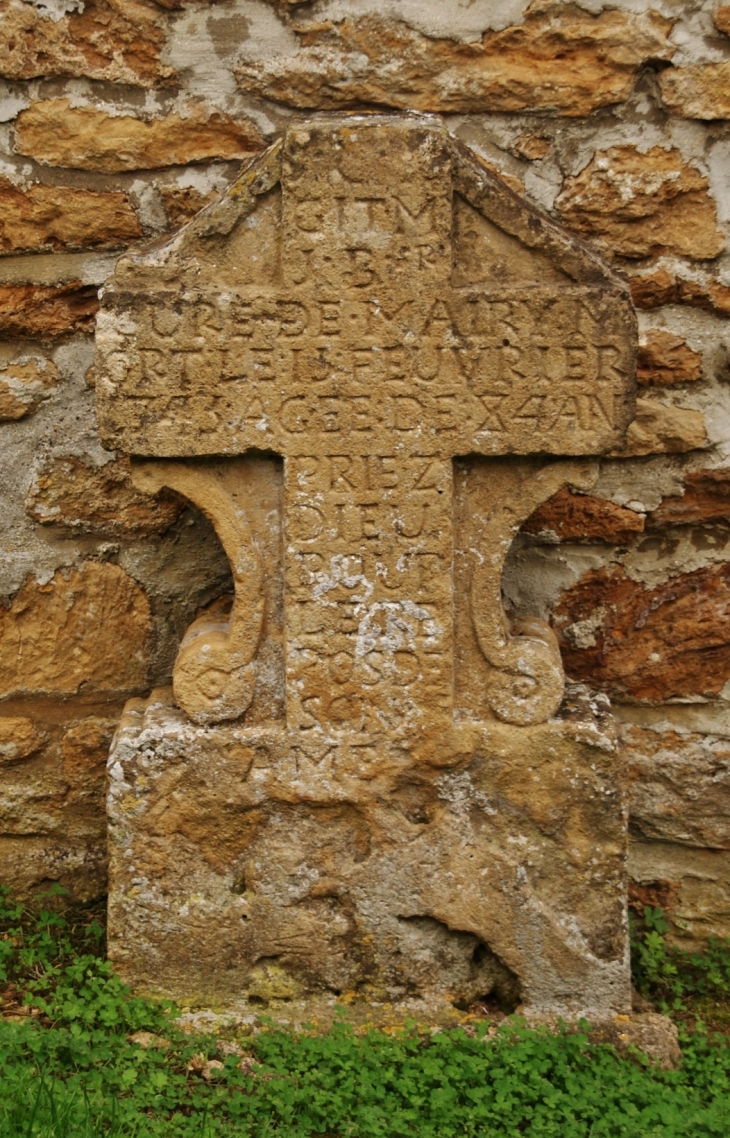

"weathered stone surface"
[629,269,679,311]
[0,699,126,903]
[0,718,44,766]
[159,184,218,228]
[716,5,730,35]
[14,100,265,172]
[109,688,627,1016]
[472,158,524,197]
[0,833,108,904]
[629,269,730,316]
[0,283,99,341]
[637,330,702,387]
[235,8,673,116]
[589,1012,681,1069]
[0,177,141,254]
[62,718,115,807]
[659,61,730,120]
[556,147,724,261]
[99,117,636,1020]
[513,134,551,161]
[0,0,173,87]
[609,399,707,457]
[0,561,151,697]
[0,357,59,421]
[624,724,730,849]
[522,487,645,543]
[26,454,185,535]
[629,842,730,945]
[0,761,67,835]
[628,877,680,916]
[648,468,730,528]
[554,563,730,702]
[677,279,730,317]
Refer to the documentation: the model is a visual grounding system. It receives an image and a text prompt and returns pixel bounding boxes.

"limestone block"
[589,1013,681,1069]
[26,455,185,536]
[716,5,730,35]
[659,62,730,120]
[678,280,730,317]
[0,177,141,254]
[556,147,724,261]
[629,269,730,317]
[609,399,707,457]
[629,842,730,945]
[62,718,116,807]
[159,185,218,229]
[522,487,645,544]
[0,833,107,903]
[14,100,265,172]
[629,270,681,311]
[0,357,59,421]
[0,0,173,86]
[108,688,628,1018]
[0,767,68,835]
[637,331,702,387]
[235,8,673,116]
[624,724,730,849]
[0,718,44,765]
[648,468,730,527]
[0,282,98,341]
[512,135,551,161]
[0,700,123,902]
[0,562,151,698]
[554,563,730,702]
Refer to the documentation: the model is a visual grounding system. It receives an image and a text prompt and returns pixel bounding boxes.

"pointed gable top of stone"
[109,114,629,290]
[96,113,636,458]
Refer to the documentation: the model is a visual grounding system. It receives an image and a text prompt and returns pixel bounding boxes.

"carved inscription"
[107,288,630,457]
[284,454,452,733]
[99,120,634,460]
[280,123,452,297]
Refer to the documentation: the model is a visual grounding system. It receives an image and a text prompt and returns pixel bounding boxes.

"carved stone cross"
[97,117,637,1020]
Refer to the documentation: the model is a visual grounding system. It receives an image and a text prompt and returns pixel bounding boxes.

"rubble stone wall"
[1,0,729,946]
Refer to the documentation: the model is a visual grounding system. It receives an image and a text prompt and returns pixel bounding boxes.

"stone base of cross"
[98,116,636,1019]
[110,676,625,1018]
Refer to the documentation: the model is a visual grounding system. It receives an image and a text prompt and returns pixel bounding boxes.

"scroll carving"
[131,460,264,725]
[471,459,598,726]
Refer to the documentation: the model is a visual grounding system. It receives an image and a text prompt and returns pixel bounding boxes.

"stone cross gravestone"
[97,116,637,1020]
